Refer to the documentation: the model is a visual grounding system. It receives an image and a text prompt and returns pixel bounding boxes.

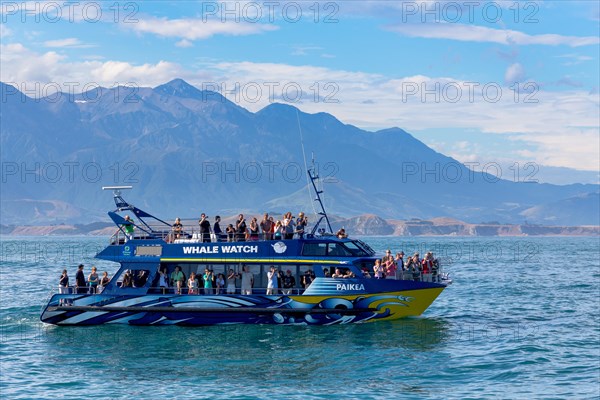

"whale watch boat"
[41,170,451,326]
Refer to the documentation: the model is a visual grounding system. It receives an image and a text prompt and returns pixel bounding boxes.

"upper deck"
[98,182,375,267]
[96,234,377,266]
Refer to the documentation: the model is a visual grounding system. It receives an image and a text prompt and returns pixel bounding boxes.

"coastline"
[2,216,598,237]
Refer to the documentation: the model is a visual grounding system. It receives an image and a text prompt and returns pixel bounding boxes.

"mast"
[308,166,333,235]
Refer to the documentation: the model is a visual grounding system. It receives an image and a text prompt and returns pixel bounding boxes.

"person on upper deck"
[123,215,134,240]
[249,217,259,241]
[295,212,308,239]
[172,217,183,240]
[214,216,225,242]
[260,213,273,240]
[236,214,247,242]
[226,224,236,242]
[282,212,295,240]
[269,216,276,237]
[273,221,284,240]
[198,213,211,243]
[336,228,347,239]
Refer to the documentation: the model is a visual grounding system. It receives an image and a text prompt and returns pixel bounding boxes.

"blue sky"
[1,1,599,179]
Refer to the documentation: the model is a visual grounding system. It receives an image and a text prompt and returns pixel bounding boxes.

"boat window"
[200,264,226,276]
[330,266,354,278]
[302,243,327,256]
[344,241,369,256]
[298,265,315,290]
[313,265,337,277]
[354,240,375,256]
[327,243,353,257]
[116,269,150,288]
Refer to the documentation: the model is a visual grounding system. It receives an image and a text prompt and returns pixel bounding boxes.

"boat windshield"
[353,240,375,256]
[343,241,370,257]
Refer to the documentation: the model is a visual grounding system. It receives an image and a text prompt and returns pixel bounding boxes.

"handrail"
[50,285,310,296]
[109,226,324,245]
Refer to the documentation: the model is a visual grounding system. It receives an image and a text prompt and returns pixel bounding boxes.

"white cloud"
[0,43,191,90]
[504,63,525,83]
[0,24,11,37]
[129,17,278,41]
[175,39,193,48]
[1,44,598,171]
[43,38,94,48]
[203,61,599,170]
[555,53,595,66]
[388,22,600,47]
[291,46,323,56]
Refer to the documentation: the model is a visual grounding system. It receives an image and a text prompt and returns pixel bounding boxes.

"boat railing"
[109,224,314,245]
[48,285,310,297]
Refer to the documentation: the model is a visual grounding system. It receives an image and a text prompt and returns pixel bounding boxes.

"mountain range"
[1,79,598,227]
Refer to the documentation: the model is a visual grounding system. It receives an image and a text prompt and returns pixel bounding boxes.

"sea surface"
[0,236,598,399]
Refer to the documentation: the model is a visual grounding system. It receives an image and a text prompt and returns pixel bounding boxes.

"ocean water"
[0,235,598,399]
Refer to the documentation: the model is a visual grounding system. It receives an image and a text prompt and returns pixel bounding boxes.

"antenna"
[308,167,333,234]
[296,109,318,216]
[103,185,133,210]
[102,185,132,196]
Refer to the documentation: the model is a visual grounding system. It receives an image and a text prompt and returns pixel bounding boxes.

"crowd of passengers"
[58,264,113,295]
[119,210,356,243]
[57,250,439,295]
[169,212,319,242]
[152,251,439,295]
[365,250,440,282]
[158,265,316,295]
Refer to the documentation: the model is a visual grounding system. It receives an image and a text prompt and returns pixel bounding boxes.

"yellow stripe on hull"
[289,287,445,321]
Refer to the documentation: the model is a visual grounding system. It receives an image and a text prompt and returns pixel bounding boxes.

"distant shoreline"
[2,216,598,237]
